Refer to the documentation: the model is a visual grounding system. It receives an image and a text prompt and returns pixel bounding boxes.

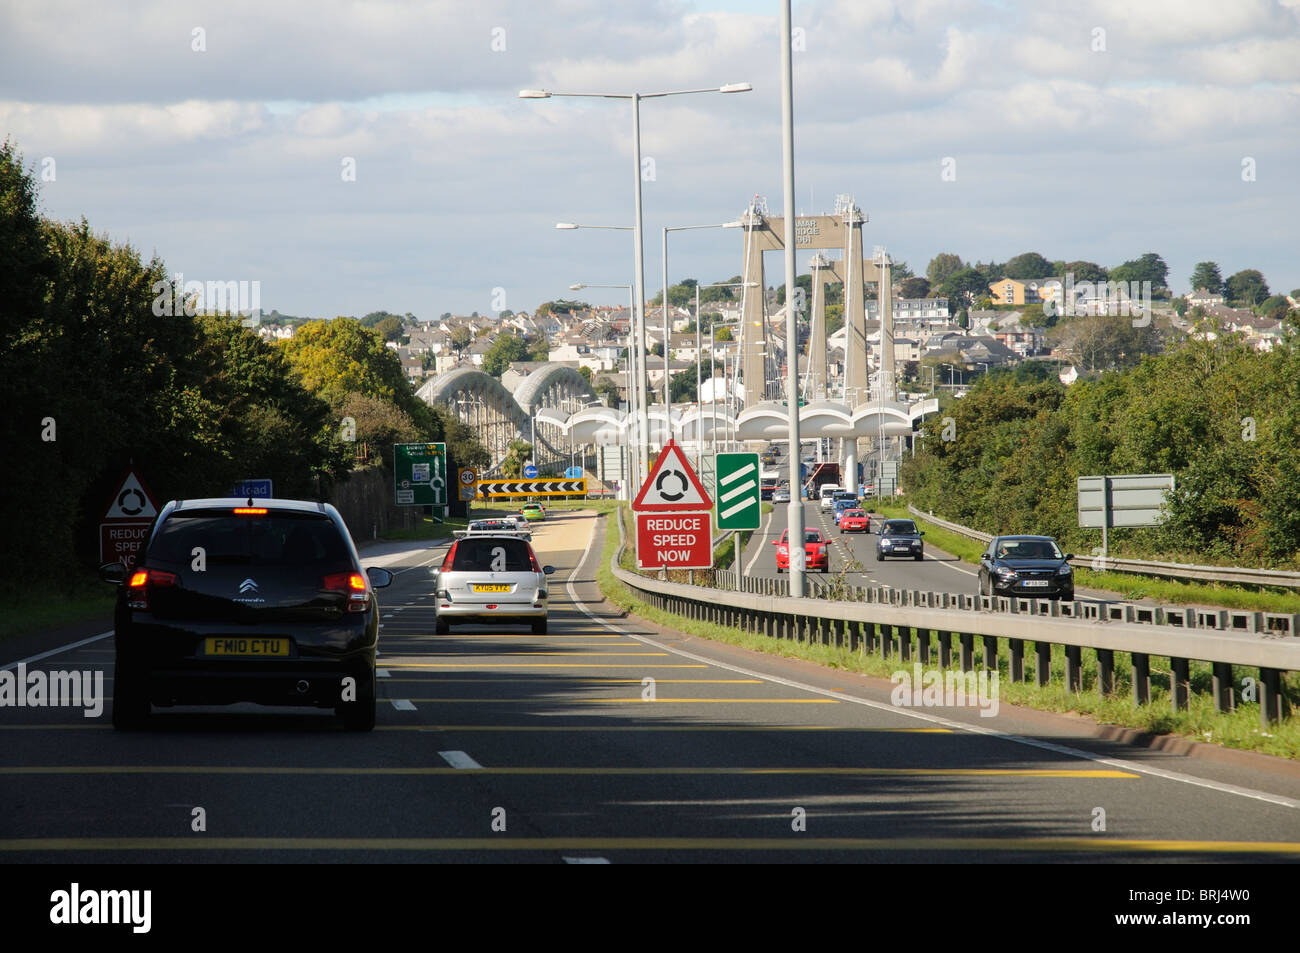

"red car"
[839,509,871,533]
[772,527,833,573]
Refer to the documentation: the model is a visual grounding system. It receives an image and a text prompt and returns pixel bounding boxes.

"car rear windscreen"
[147,510,351,570]
[450,537,533,572]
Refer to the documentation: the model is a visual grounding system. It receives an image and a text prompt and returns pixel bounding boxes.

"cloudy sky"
[2,0,1297,318]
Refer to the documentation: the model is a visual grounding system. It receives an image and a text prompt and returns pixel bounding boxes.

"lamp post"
[778,0,805,597]
[659,221,743,445]
[522,81,752,484]
[571,281,636,499]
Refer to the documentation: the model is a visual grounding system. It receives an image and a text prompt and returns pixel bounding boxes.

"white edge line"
[741,505,774,577]
[391,699,416,711]
[566,513,1300,812]
[3,631,114,672]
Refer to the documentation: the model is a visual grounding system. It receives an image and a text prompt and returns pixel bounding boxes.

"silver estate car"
[434,533,555,634]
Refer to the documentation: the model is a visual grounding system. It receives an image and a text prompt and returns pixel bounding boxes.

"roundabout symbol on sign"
[118,488,146,516]
[655,469,687,502]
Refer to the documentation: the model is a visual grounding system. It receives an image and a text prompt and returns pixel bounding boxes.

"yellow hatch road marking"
[399,698,840,704]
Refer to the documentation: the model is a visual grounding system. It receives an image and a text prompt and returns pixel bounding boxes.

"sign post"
[100,467,160,571]
[714,452,761,531]
[394,442,447,517]
[632,439,714,571]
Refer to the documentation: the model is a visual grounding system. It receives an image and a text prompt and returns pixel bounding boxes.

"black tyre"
[875,551,883,562]
[914,553,923,561]
[776,566,783,573]
[337,661,376,732]
[435,617,449,635]
[110,659,151,730]
[531,616,547,635]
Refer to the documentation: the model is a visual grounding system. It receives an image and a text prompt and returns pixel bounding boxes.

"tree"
[500,440,533,478]
[525,334,549,362]
[825,304,844,337]
[482,334,528,376]
[715,327,733,342]
[1019,302,1049,328]
[536,299,589,316]
[449,326,472,359]
[1259,295,1290,322]
[1064,260,1108,283]
[940,267,991,309]
[595,377,621,406]
[1002,252,1054,279]
[926,253,964,286]
[1047,314,1160,372]
[373,316,403,341]
[899,277,930,299]
[892,261,914,280]
[1110,253,1169,294]
[1225,270,1269,308]
[1189,262,1224,295]
[577,365,593,383]
[669,368,696,403]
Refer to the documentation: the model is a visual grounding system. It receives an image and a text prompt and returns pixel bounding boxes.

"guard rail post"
[1170,657,1190,711]
[1009,639,1024,682]
[1097,649,1115,696]
[982,635,997,674]
[938,631,952,667]
[1034,642,1052,686]
[959,633,974,671]
[1260,668,1284,725]
[916,628,931,664]
[898,626,911,661]
[1212,663,1234,713]
[1132,653,1150,705]
[1065,645,1082,693]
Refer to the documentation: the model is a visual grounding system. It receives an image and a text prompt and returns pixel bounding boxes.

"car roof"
[169,497,330,514]
[994,535,1056,542]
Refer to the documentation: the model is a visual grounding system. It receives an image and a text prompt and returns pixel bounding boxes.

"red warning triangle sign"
[632,439,714,512]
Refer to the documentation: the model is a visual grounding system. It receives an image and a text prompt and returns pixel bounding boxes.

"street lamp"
[659,221,743,444]
[522,80,752,483]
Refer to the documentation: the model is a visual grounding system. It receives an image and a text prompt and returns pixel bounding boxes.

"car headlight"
[1056,565,1073,576]
[997,568,1018,579]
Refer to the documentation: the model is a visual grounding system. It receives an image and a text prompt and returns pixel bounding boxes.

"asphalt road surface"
[3,509,1299,863]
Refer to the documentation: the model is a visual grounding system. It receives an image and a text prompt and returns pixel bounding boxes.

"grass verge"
[4,575,115,643]
[594,508,1300,760]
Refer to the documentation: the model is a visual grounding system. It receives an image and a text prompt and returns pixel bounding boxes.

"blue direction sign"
[564,465,583,479]
[231,479,273,499]
[523,464,539,478]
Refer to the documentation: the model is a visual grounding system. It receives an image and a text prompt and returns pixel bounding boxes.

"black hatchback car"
[978,535,1075,600]
[100,498,392,731]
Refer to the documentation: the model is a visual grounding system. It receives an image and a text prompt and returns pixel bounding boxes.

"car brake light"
[441,541,458,571]
[233,507,268,515]
[323,572,370,613]
[126,568,178,610]
[528,548,543,573]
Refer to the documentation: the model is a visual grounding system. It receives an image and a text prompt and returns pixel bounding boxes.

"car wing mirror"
[99,562,128,585]
[543,565,556,574]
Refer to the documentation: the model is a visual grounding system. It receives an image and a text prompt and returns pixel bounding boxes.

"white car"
[434,533,555,634]
[819,485,843,511]
[464,518,530,539]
